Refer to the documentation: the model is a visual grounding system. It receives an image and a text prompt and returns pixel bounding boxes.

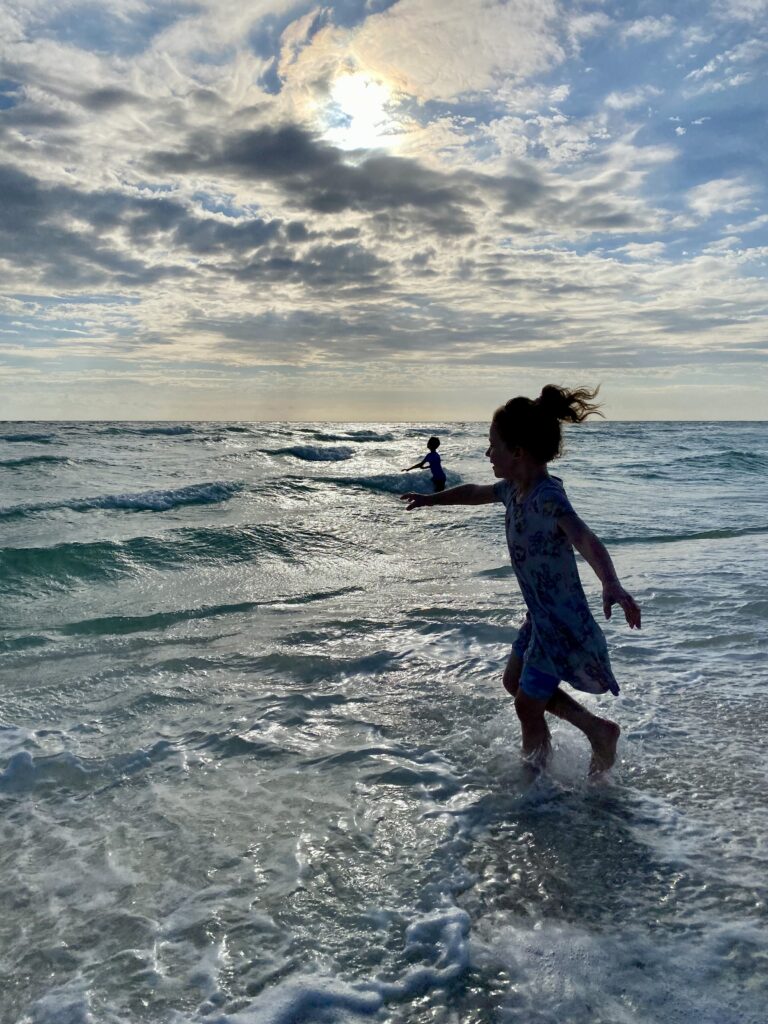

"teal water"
[0,421,767,1023]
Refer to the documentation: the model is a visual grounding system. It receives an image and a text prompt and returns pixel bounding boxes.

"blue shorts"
[512,631,560,701]
[519,663,560,701]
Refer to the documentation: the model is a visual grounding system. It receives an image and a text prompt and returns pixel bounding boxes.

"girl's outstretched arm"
[401,483,496,511]
[402,460,427,471]
[558,514,642,629]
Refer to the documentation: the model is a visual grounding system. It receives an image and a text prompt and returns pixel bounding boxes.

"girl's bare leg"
[514,690,552,770]
[503,651,620,774]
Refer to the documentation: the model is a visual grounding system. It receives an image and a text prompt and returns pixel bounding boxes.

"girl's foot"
[588,719,621,775]
[522,740,551,770]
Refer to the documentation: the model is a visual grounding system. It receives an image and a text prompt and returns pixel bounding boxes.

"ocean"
[0,420,766,1024]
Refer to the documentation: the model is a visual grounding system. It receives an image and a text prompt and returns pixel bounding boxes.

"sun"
[322,72,400,151]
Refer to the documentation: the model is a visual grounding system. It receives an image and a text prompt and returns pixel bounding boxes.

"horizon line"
[3,418,767,425]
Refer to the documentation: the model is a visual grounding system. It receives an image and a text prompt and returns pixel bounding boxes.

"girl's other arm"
[558,514,642,629]
[401,484,497,511]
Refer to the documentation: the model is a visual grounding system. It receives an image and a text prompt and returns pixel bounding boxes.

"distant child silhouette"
[403,436,446,493]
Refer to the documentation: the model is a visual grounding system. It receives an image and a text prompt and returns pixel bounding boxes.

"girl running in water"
[401,385,641,775]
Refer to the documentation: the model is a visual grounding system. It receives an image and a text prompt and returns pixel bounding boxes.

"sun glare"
[323,72,399,151]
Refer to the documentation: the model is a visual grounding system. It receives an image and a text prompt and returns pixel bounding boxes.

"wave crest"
[99,424,197,437]
[675,450,768,473]
[318,471,461,495]
[0,455,69,470]
[310,430,395,443]
[275,445,355,462]
[0,432,56,443]
[609,525,768,545]
[0,480,243,520]
[0,523,348,595]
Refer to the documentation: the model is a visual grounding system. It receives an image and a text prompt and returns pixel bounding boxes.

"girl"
[401,385,641,775]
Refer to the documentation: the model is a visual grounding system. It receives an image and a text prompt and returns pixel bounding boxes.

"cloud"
[0,164,170,289]
[604,86,663,110]
[79,87,145,111]
[35,1,203,58]
[150,124,478,233]
[680,25,714,48]
[286,0,565,104]
[614,242,667,261]
[0,161,290,291]
[703,235,743,253]
[566,11,613,49]
[621,16,676,43]
[684,37,768,93]
[687,178,755,218]
[713,0,768,22]
[150,118,673,243]
[232,240,391,293]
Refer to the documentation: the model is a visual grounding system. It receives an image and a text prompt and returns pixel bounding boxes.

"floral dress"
[494,475,619,696]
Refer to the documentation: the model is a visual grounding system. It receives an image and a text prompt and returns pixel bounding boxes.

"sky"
[1,0,766,420]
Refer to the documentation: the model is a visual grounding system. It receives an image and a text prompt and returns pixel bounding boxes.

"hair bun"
[536,384,602,423]
[538,385,569,416]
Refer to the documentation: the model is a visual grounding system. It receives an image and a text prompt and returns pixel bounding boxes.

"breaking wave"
[273,445,355,462]
[317,471,462,495]
[0,454,69,469]
[0,481,243,520]
[674,449,768,473]
[310,429,395,443]
[98,424,198,437]
[0,431,56,443]
[0,523,349,596]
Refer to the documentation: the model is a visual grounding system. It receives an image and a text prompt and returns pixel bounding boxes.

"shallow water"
[0,420,766,1023]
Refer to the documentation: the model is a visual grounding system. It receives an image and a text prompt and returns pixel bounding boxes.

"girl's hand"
[602,581,642,629]
[400,492,433,511]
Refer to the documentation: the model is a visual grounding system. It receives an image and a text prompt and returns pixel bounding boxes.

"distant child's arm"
[401,484,496,511]
[558,514,642,629]
[402,460,427,472]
